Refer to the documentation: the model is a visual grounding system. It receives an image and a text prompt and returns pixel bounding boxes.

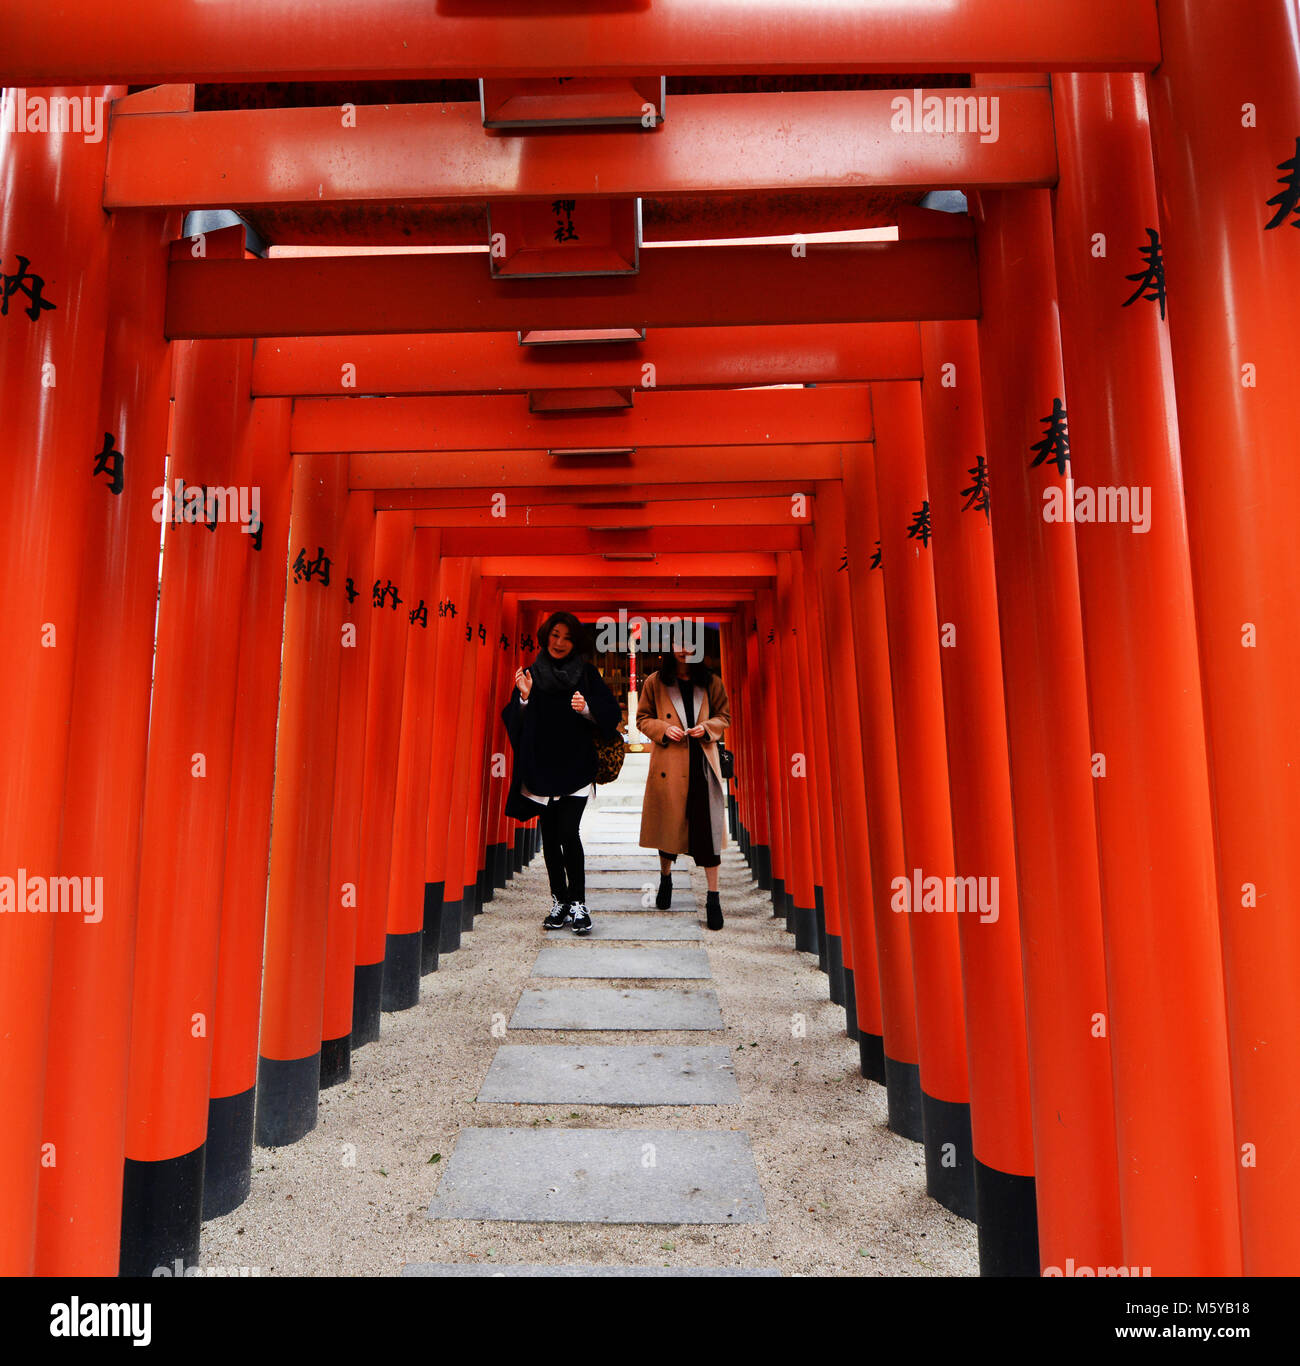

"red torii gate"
[0,0,1296,1290]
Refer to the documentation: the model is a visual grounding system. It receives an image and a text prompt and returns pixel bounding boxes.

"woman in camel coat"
[637,646,731,929]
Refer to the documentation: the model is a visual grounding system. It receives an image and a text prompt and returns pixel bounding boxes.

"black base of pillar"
[884,1054,924,1140]
[512,830,523,873]
[843,965,860,1040]
[814,888,827,971]
[202,1088,254,1220]
[440,900,463,951]
[422,883,444,973]
[494,842,509,888]
[255,1051,321,1148]
[975,1160,1040,1276]
[120,1145,205,1277]
[784,888,796,933]
[921,1091,977,1221]
[771,876,785,918]
[827,933,844,1004]
[381,930,422,1010]
[351,961,384,1047]
[460,889,475,930]
[793,903,817,953]
[320,1034,351,1088]
[860,1032,887,1084]
[755,844,772,891]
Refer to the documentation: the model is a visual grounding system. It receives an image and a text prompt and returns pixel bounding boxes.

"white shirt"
[518,694,595,802]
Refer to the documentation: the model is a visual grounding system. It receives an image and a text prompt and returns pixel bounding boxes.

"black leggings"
[539,795,588,902]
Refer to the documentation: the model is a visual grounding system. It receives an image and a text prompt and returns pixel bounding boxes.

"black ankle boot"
[655,873,673,909]
[705,890,723,931]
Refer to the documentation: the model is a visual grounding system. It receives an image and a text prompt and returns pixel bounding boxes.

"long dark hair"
[536,610,593,660]
[653,652,713,689]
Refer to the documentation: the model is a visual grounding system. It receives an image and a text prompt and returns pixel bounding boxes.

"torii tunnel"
[1,0,1297,1293]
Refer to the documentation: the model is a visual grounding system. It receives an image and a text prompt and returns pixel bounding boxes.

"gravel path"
[200,780,977,1277]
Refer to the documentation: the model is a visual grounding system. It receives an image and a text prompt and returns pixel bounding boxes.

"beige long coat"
[637,670,731,856]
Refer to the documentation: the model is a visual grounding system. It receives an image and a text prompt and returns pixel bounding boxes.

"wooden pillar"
[255,451,348,1146]
[971,183,1123,1271]
[1147,0,1300,1275]
[1053,68,1241,1275]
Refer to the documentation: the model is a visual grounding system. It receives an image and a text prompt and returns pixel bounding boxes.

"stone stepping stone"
[533,945,711,979]
[582,916,702,941]
[579,844,650,856]
[586,871,690,889]
[426,1128,767,1225]
[477,1044,739,1105]
[509,987,723,1031]
[583,890,697,912]
[402,1264,779,1277]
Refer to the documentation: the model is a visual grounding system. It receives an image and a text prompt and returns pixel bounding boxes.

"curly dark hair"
[536,610,593,660]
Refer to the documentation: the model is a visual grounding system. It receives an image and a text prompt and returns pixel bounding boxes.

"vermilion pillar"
[426,557,475,952]
[205,397,293,1213]
[754,588,788,919]
[383,528,441,1009]
[441,565,486,935]
[841,444,922,1138]
[742,603,773,893]
[1053,70,1241,1275]
[793,548,836,971]
[779,554,817,950]
[0,83,119,1275]
[919,320,1036,1274]
[120,334,255,1276]
[871,382,973,1218]
[256,451,348,1146]
[972,185,1123,1272]
[466,584,503,917]
[775,559,817,944]
[488,592,521,895]
[809,487,885,1074]
[1147,0,1300,1276]
[479,587,508,902]
[321,491,376,1082]
[353,510,416,1044]
[35,202,176,1276]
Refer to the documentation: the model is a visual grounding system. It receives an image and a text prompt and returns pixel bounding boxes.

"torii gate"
[0,0,1296,1286]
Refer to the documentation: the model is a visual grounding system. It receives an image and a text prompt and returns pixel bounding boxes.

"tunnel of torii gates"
[0,0,1296,1284]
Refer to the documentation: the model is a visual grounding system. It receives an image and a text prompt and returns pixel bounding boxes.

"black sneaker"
[543,897,572,930]
[569,902,592,935]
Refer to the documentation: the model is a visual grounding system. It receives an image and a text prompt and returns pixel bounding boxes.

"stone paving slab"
[579,844,652,855]
[402,1264,779,1277]
[426,1128,767,1224]
[509,987,724,1031]
[477,1044,739,1105]
[581,915,702,941]
[583,890,697,912]
[586,871,690,889]
[533,945,712,979]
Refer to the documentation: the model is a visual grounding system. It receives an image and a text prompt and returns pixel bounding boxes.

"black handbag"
[718,742,735,780]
